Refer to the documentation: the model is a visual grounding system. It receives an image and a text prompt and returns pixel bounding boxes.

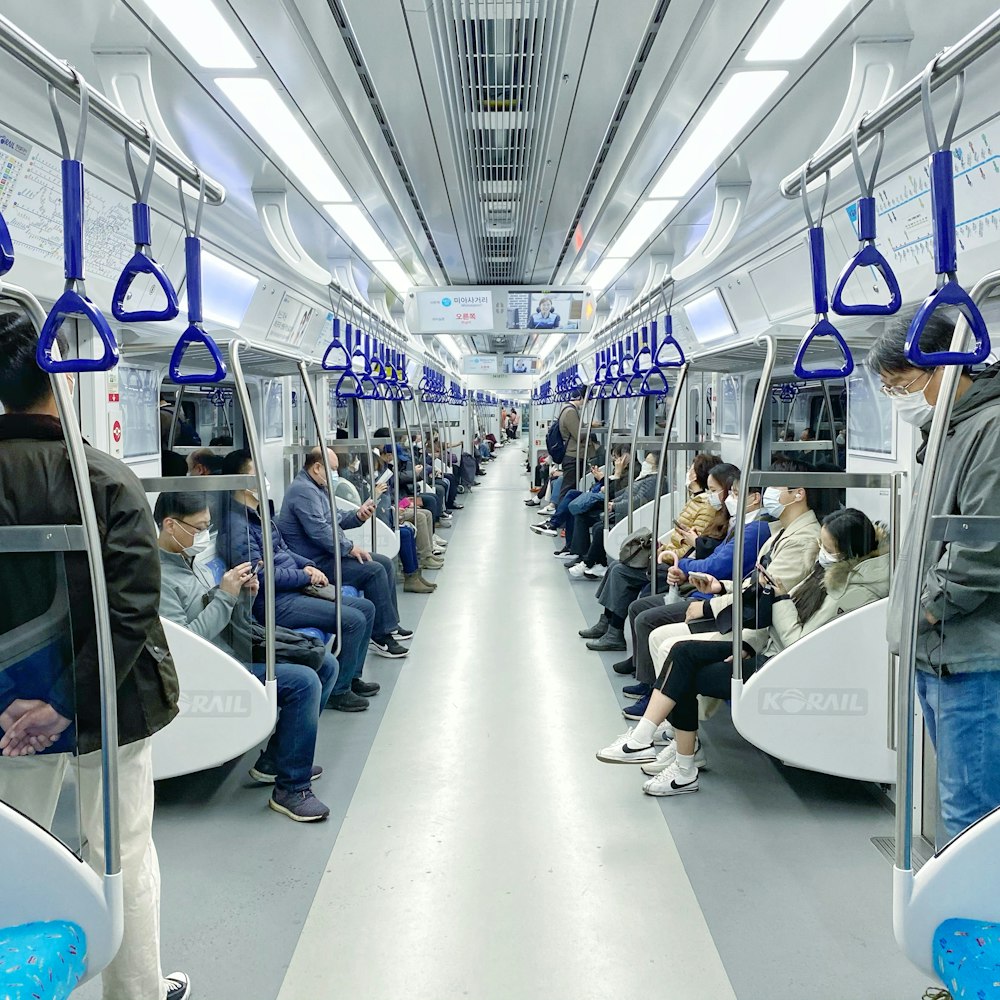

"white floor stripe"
[278,446,736,1000]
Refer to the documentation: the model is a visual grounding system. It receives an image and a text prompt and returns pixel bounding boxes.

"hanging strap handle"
[905,57,989,367]
[322,286,351,370]
[832,123,901,316]
[37,72,121,374]
[794,166,854,379]
[169,173,226,384]
[112,129,180,322]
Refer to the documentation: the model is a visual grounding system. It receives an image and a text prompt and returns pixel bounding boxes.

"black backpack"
[545,406,572,463]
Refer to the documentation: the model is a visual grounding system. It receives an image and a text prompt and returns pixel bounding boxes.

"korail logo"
[441,297,452,307]
[178,690,253,718]
[757,687,868,716]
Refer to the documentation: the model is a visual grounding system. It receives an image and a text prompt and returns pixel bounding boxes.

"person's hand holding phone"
[688,572,722,595]
[756,563,785,594]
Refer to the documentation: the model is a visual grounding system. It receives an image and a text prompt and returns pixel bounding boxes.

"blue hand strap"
[37,76,121,374]
[793,318,855,379]
[113,134,179,322]
[169,325,227,384]
[652,315,685,367]
[905,59,989,366]
[0,210,13,276]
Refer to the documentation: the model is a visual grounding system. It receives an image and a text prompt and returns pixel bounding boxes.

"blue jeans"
[419,491,440,523]
[335,551,399,637]
[549,489,581,529]
[248,655,338,792]
[550,476,563,504]
[917,666,1000,843]
[274,592,375,694]
[568,490,603,516]
[399,523,418,574]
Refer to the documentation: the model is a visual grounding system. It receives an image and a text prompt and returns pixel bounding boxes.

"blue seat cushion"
[0,921,87,999]
[342,586,359,598]
[934,917,1000,997]
[294,627,333,646]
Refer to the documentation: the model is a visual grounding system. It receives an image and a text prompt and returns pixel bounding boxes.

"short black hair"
[691,452,722,491]
[0,311,67,411]
[221,448,253,476]
[867,311,957,376]
[707,462,740,492]
[153,491,211,527]
[822,507,878,561]
[209,434,233,447]
[161,450,188,477]
[570,384,587,400]
[768,457,844,520]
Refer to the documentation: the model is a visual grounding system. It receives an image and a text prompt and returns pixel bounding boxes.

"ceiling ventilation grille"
[428,0,575,283]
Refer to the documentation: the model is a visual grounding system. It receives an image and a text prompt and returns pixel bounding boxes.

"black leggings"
[654,640,763,731]
[628,597,689,686]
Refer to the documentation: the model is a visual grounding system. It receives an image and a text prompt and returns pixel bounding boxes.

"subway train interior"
[3,1,1000,998]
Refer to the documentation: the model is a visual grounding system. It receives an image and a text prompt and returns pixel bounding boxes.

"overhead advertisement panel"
[463,355,499,375]
[416,289,494,331]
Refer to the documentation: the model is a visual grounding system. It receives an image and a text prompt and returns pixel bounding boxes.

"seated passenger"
[580,452,724,651]
[155,492,336,822]
[217,450,378,713]
[596,508,889,797]
[611,471,771,690]
[530,461,605,539]
[278,447,411,658]
[186,448,222,477]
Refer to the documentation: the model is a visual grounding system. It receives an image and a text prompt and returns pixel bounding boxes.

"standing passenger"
[0,313,190,999]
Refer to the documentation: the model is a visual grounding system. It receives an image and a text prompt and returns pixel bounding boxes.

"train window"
[718,375,741,437]
[263,379,284,442]
[119,366,160,460]
[847,367,896,459]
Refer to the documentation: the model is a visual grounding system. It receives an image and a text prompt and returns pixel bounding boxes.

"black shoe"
[613,657,636,676]
[352,677,381,697]
[447,503,464,511]
[391,625,414,640]
[166,973,191,1000]
[327,690,370,712]
[370,636,409,658]
[586,627,627,651]
[578,616,609,639]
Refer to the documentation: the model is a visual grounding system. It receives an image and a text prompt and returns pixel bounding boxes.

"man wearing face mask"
[871,312,1000,842]
[0,313,189,998]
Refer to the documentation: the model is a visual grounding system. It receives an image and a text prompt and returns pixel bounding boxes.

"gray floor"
[76,443,933,1000]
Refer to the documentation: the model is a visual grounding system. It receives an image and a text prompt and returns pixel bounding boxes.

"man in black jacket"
[0,313,189,999]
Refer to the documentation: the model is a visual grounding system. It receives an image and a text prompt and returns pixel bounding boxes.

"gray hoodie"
[887,361,1000,672]
[158,548,241,658]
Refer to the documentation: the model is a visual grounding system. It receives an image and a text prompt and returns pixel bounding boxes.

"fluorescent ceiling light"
[437,334,464,361]
[324,204,393,260]
[180,250,259,330]
[372,260,412,295]
[143,0,255,68]
[746,0,853,62]
[651,71,787,198]
[216,78,351,202]
[589,257,629,291]
[609,200,679,258]
[538,335,562,360]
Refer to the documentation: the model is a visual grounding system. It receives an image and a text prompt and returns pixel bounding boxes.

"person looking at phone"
[596,508,888,796]
[278,447,412,659]
[155,492,337,822]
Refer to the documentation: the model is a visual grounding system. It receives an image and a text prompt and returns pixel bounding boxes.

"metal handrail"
[895,267,1000,873]
[0,283,122,885]
[781,7,1000,197]
[140,475,256,492]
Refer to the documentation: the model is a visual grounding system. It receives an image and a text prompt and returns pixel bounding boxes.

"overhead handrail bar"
[0,14,224,204]
[904,57,990,367]
[36,74,121,375]
[0,282,123,924]
[831,124,902,316]
[112,130,180,323]
[780,7,1000,197]
[793,167,855,380]
[169,175,227,384]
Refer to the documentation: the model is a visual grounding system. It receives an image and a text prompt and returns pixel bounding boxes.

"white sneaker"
[583,564,608,579]
[643,758,700,795]
[567,561,588,578]
[640,738,707,776]
[541,503,556,514]
[596,728,657,764]
[652,720,676,746]
[433,535,448,548]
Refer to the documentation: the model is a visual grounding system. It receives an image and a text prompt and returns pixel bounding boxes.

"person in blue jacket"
[612,474,773,701]
[218,450,377,713]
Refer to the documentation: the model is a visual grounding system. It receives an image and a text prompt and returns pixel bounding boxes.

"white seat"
[151,617,277,781]
[604,491,677,558]
[731,599,895,783]
[336,498,400,560]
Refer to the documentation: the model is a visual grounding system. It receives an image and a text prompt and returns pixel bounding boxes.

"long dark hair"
[790,508,879,625]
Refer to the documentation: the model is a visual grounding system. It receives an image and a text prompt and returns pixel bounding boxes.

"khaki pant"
[0,738,166,1000]
[400,506,434,559]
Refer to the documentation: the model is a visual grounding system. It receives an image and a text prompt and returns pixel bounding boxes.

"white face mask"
[351,459,361,473]
[890,386,934,427]
[762,487,787,519]
[818,546,840,569]
[640,460,654,477]
[707,490,723,511]
[173,524,210,557]
[724,494,739,517]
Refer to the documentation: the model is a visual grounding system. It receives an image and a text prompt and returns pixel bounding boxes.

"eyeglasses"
[175,518,212,535]
[879,370,933,398]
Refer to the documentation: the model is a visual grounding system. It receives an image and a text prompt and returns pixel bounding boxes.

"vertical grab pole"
[167,386,184,449]
[602,392,623,540]
[380,394,402,546]
[887,469,904,752]
[297,362,342,657]
[821,380,837,456]
[355,399,377,554]
[410,393,430,508]
[731,337,778,679]
[229,341,277,697]
[577,381,598,488]
[3,285,123,918]
[625,392,648,535]
[649,362,690,596]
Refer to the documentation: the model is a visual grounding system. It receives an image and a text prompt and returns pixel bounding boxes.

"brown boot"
[404,572,435,594]
[418,573,437,590]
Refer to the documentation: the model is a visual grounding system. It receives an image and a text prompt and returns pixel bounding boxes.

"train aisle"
[277,443,736,1000]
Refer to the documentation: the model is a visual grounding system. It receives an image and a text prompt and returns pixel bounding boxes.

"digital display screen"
[683,288,736,343]
[507,290,587,331]
[463,355,499,375]
[502,356,539,374]
[416,289,494,331]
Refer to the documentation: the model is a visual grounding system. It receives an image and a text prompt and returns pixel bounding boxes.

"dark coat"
[0,413,179,753]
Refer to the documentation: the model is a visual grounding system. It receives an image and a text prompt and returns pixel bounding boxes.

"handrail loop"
[904,57,991,367]
[36,72,122,375]
[112,129,180,323]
